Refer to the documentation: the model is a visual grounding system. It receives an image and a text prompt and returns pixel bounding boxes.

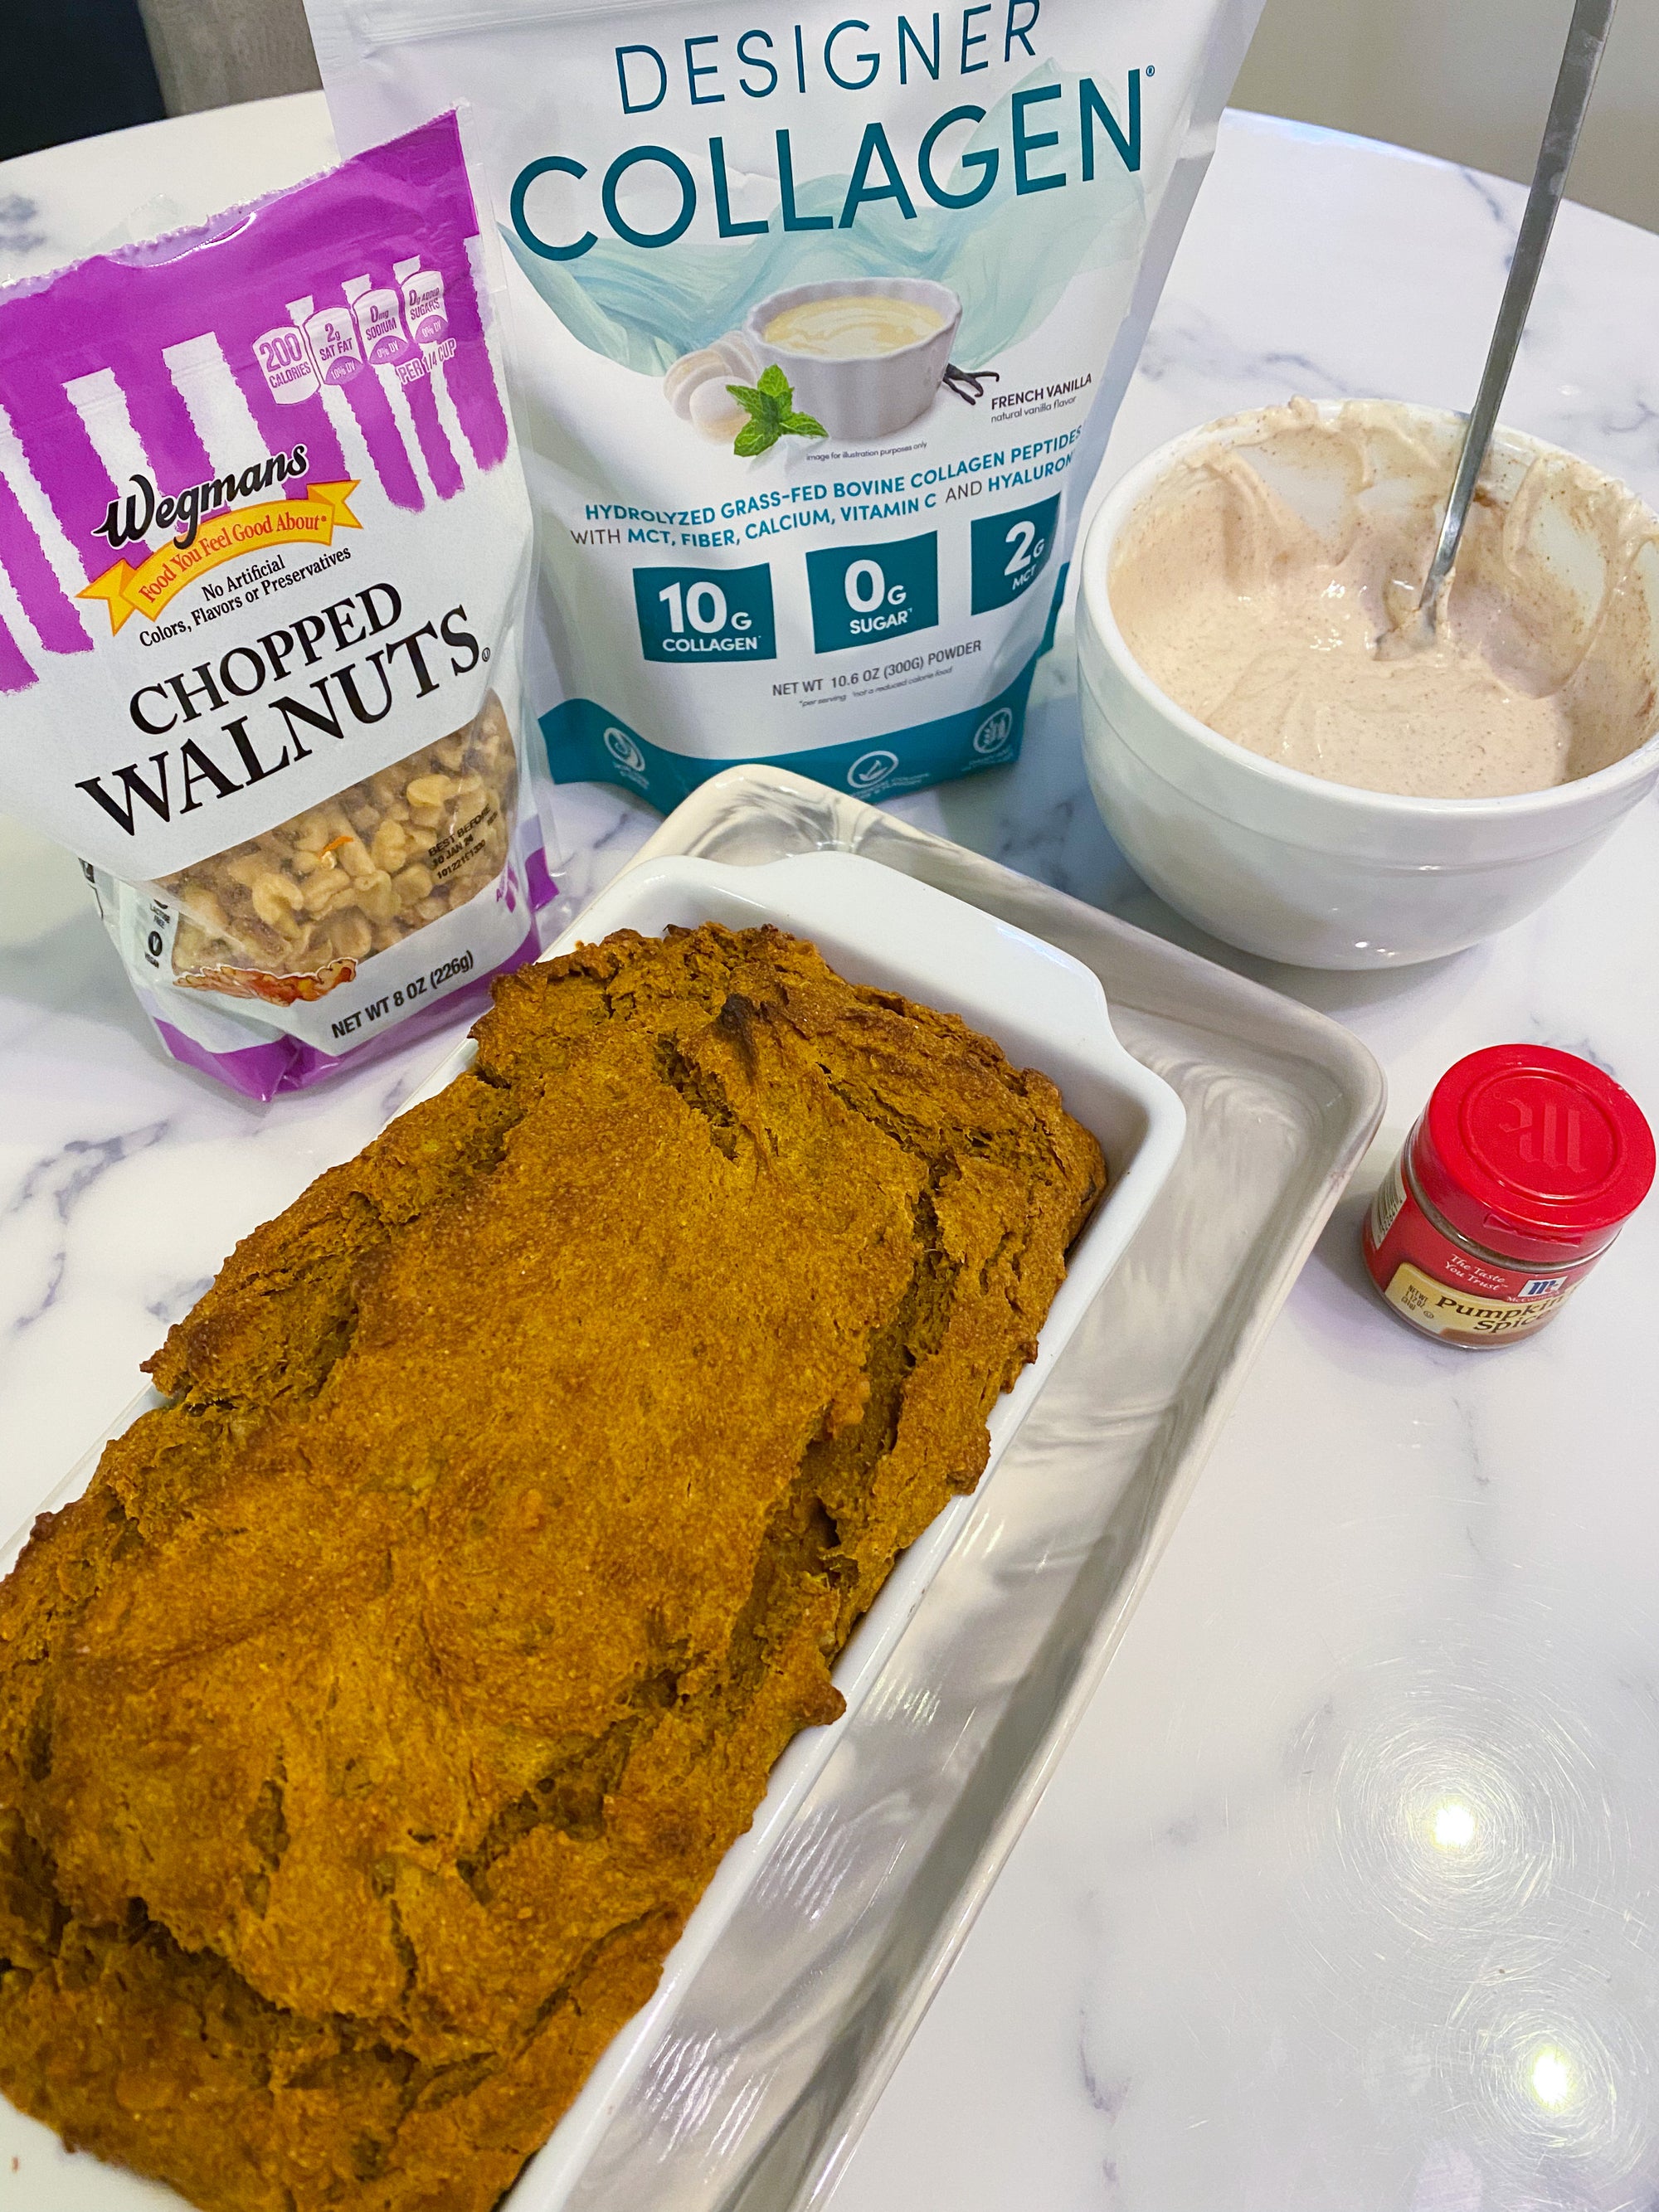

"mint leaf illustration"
[727,367,823,455]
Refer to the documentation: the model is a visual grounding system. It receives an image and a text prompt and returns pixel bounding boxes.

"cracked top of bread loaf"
[0,921,1104,2212]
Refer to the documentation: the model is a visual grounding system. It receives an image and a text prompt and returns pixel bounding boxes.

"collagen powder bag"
[0,114,550,1099]
[307,0,1265,809]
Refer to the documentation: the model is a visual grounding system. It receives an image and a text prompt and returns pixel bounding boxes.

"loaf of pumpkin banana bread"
[0,921,1103,2212]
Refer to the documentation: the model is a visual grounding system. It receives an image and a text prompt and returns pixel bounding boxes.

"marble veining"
[2,96,1657,2212]
[4,1122,173,1335]
[0,194,46,265]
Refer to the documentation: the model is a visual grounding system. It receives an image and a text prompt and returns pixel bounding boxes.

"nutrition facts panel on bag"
[626,491,1062,683]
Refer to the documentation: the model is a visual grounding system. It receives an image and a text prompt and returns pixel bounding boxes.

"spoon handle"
[1418,0,1618,615]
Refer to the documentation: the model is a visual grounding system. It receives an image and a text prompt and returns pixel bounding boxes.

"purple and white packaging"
[0,114,551,1100]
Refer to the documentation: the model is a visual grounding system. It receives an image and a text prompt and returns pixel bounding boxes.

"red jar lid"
[1412,1044,1656,1266]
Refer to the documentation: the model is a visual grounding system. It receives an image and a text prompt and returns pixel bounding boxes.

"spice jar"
[1363,1044,1655,1347]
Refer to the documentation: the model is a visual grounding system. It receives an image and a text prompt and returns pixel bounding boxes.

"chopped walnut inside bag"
[163,692,516,998]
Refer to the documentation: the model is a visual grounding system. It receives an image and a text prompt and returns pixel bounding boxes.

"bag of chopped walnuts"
[0,114,551,1098]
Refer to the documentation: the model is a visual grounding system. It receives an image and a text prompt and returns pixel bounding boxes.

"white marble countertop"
[4,92,1659,2212]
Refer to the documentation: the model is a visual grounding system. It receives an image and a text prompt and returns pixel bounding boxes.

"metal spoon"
[1414,0,1618,628]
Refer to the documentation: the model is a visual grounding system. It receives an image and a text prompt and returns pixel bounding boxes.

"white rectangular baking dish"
[0,845,1183,2212]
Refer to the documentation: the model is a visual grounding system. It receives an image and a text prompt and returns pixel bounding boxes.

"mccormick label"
[1362,1155,1595,1345]
[1360,1048,1655,1349]
[1371,1257,1576,1343]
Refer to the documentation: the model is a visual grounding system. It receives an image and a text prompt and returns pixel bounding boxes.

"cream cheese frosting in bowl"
[1077,398,1659,967]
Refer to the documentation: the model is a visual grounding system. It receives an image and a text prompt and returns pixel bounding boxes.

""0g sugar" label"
[806,534,939,654]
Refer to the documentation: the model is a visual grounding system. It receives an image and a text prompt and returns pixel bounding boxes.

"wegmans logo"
[94,441,311,554]
[81,455,362,639]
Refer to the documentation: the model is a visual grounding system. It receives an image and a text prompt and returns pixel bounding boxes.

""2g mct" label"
[633,563,776,661]
[806,533,938,654]
[971,495,1060,614]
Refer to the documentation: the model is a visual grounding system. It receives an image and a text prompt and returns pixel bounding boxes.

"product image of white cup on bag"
[746,278,962,442]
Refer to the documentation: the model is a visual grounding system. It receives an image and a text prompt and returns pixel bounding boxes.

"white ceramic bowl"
[1076,403,1659,968]
[747,277,961,441]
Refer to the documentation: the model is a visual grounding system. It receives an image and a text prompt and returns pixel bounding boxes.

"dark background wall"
[3,0,1654,236]
[0,0,323,164]
[0,0,164,162]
